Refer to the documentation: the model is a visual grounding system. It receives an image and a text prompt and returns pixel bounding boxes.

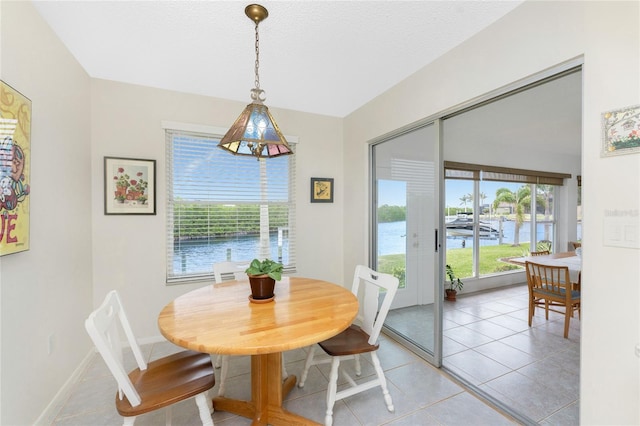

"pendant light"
[218,4,292,159]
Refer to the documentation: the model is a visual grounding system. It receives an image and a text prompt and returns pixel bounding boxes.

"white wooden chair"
[85,290,215,426]
[298,265,399,426]
[212,260,289,396]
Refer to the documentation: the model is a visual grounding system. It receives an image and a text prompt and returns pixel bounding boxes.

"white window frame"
[162,121,298,284]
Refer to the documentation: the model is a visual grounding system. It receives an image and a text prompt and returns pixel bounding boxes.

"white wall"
[2,1,638,425]
[0,2,93,424]
[90,79,345,339]
[344,1,639,424]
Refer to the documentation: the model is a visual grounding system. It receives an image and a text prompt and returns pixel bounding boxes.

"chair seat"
[535,286,580,300]
[318,325,379,357]
[116,350,215,417]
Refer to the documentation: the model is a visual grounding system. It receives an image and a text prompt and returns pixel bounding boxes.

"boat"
[446,213,501,238]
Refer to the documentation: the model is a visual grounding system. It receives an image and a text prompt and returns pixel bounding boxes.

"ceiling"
[32,1,525,118]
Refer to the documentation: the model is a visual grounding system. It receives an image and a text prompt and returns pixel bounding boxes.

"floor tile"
[474,340,537,370]
[423,392,518,426]
[52,283,578,426]
[444,349,512,384]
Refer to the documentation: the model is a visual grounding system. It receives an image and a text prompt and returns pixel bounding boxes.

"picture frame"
[0,80,32,256]
[602,104,640,157]
[104,157,156,215]
[310,177,334,203]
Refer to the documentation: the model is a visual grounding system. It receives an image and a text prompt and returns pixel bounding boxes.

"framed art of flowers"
[104,157,156,215]
[602,105,640,157]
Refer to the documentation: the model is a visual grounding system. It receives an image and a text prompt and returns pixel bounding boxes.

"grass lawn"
[379,243,529,283]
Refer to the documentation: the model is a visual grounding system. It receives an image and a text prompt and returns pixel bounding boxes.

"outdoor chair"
[531,250,550,256]
[525,261,581,338]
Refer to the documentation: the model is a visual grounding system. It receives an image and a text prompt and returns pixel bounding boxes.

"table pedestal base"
[212,352,321,426]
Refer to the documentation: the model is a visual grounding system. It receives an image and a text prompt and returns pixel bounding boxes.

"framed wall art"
[104,157,156,215]
[602,104,640,156]
[310,177,334,203]
[0,80,32,256]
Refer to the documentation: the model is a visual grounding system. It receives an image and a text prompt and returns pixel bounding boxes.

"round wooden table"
[158,276,358,426]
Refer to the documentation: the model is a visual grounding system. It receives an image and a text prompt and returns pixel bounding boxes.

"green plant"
[245,258,283,281]
[445,264,464,291]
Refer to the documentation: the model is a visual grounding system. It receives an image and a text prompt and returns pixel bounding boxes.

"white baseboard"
[34,348,95,426]
[34,335,166,425]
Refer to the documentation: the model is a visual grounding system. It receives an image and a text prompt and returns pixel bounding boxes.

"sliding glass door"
[371,122,443,364]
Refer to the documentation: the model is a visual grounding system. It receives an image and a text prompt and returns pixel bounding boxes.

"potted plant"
[245,258,283,302]
[445,264,464,301]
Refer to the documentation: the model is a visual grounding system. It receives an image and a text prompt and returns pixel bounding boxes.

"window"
[164,124,296,284]
[445,162,568,279]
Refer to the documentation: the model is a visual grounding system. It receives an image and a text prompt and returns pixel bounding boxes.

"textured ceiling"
[32,1,525,117]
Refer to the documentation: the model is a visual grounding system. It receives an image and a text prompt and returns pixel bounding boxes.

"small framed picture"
[104,157,156,215]
[602,104,640,157]
[310,177,334,203]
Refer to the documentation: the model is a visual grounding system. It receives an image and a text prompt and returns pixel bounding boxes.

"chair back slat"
[531,250,550,256]
[525,261,573,302]
[351,265,399,346]
[85,290,146,407]
[213,260,251,283]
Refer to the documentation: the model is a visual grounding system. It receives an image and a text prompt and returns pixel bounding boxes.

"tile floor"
[386,283,580,425]
[48,336,519,425]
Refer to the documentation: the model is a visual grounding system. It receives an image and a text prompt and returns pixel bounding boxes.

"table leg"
[212,352,321,426]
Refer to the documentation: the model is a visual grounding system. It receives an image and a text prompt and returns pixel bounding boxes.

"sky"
[378,179,520,209]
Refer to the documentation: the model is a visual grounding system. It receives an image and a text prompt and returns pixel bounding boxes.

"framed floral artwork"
[310,177,334,203]
[104,157,156,215]
[602,105,640,156]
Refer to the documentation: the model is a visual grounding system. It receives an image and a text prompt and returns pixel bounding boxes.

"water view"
[378,218,557,255]
[173,233,289,275]
[173,219,563,275]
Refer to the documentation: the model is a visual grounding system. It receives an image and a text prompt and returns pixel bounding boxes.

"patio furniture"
[525,261,581,338]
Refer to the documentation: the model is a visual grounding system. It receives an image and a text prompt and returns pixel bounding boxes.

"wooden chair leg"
[545,301,550,320]
[564,307,571,339]
[528,297,534,326]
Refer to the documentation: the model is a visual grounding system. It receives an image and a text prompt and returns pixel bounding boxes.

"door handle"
[434,229,438,252]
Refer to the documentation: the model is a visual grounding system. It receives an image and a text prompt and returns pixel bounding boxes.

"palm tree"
[479,192,487,213]
[459,194,471,212]
[537,184,554,241]
[493,186,532,246]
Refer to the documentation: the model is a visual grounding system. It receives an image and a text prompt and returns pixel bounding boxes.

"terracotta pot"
[248,274,276,300]
[445,289,457,301]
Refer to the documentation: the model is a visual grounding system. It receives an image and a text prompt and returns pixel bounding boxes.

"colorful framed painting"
[602,104,640,156]
[310,177,334,203]
[104,157,156,215]
[0,81,32,256]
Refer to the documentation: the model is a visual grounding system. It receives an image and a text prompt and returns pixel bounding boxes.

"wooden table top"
[158,276,359,356]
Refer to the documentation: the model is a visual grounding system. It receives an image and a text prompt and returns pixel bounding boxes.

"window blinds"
[444,161,571,186]
[165,129,296,283]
